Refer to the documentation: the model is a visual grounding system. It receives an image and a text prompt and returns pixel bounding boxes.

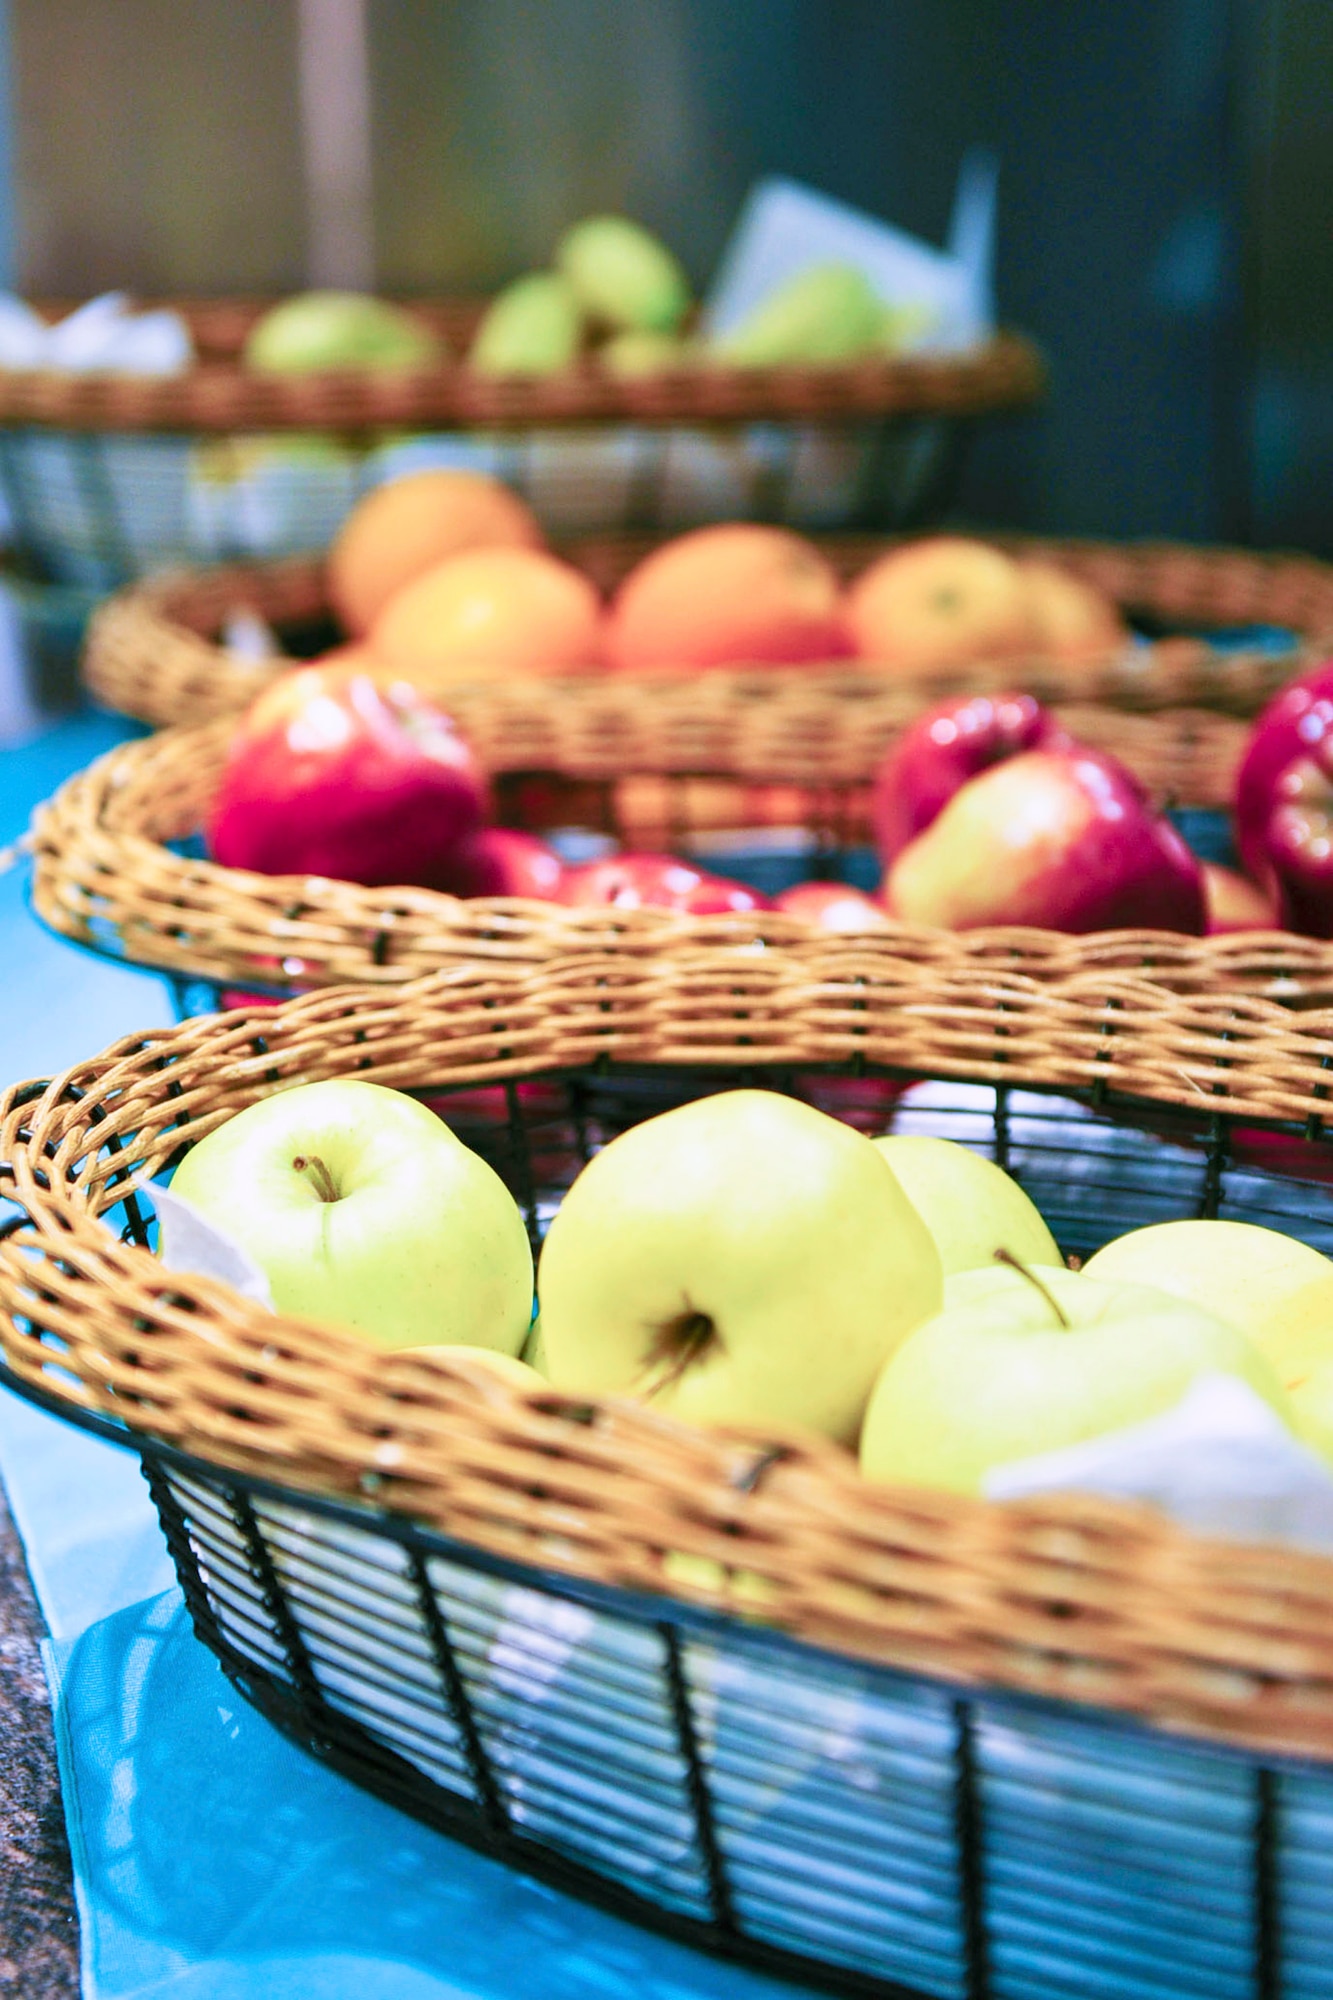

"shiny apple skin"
[209,665,489,888]
[1260,751,1333,937]
[433,826,565,899]
[774,881,893,931]
[1235,658,1333,882]
[560,852,772,915]
[884,748,1206,934]
[871,692,1073,864]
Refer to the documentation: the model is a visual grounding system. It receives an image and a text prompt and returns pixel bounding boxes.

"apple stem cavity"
[293,1153,340,1204]
[993,1246,1070,1328]
[640,1305,719,1398]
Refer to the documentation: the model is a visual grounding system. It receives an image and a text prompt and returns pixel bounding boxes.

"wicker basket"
[7,964,1333,1997]
[0,299,1043,587]
[82,532,1333,731]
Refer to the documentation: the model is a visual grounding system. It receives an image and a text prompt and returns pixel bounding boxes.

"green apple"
[164,1079,533,1353]
[537,1089,942,1441]
[244,293,442,374]
[469,273,582,378]
[384,1345,547,1391]
[860,1264,1289,1495]
[599,330,692,376]
[1082,1221,1333,1385]
[872,1134,1060,1276]
[1287,1354,1333,1465]
[555,216,690,334]
[522,1315,549,1376]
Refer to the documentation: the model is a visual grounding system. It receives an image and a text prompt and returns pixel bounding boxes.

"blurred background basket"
[81,531,1333,732]
[0,299,1044,597]
[7,965,1333,1997]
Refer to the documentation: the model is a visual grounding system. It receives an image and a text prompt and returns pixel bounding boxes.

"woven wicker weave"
[83,535,1333,732]
[1,299,1043,434]
[7,963,1333,1760]
[35,703,1307,1006]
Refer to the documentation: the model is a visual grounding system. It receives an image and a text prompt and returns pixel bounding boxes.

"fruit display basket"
[82,531,1333,731]
[8,961,1333,1998]
[0,299,1044,590]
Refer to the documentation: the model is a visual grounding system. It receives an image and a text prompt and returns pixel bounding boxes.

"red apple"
[560,852,772,915]
[774,881,893,931]
[1257,751,1333,937]
[1235,657,1333,882]
[1201,862,1281,935]
[884,748,1206,934]
[433,827,565,899]
[871,692,1073,864]
[209,664,489,888]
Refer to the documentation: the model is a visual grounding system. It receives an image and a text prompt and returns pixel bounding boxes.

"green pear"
[709,262,884,367]
[556,215,690,334]
[872,1135,1060,1277]
[861,1266,1290,1495]
[244,293,442,374]
[537,1089,942,1442]
[468,272,582,378]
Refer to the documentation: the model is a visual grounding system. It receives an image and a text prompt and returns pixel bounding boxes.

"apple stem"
[993,1246,1070,1328]
[293,1153,339,1204]
[639,1304,718,1399]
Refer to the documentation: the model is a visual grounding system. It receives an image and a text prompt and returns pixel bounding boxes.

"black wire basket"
[7,1054,1333,2000]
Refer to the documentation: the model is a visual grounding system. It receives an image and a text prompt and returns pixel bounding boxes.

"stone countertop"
[0,1475,78,1995]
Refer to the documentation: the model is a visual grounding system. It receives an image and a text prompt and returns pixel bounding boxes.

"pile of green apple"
[164,1077,1333,1501]
[241,216,922,383]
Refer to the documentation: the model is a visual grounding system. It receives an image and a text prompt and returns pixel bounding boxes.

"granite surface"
[0,1477,78,1995]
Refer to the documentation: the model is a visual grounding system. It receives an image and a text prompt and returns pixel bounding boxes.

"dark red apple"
[871,692,1073,863]
[883,748,1206,934]
[560,852,772,915]
[1201,861,1281,935]
[433,827,565,899]
[1235,657,1333,882]
[774,881,893,931]
[1257,752,1333,937]
[209,664,489,888]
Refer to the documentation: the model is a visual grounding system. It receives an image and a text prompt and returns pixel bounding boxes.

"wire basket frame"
[8,967,1333,1995]
[0,301,1044,587]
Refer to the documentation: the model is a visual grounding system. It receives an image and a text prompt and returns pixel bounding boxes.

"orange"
[371,545,605,680]
[1020,559,1128,663]
[607,524,849,672]
[846,538,1039,673]
[329,469,544,637]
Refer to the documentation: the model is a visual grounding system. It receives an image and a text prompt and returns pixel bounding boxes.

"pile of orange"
[324,467,1127,685]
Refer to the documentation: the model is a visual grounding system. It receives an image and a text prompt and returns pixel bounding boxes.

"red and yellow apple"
[870,691,1072,864]
[846,538,1039,674]
[561,852,772,915]
[208,664,488,888]
[773,881,892,931]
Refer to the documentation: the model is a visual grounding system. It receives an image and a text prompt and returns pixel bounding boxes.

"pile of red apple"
[208,660,1287,940]
[164,1073,1333,1501]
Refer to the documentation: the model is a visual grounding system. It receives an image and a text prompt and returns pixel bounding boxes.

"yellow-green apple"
[860,1263,1288,1495]
[522,1316,548,1376]
[433,827,565,900]
[468,273,582,377]
[1083,1220,1332,1384]
[1286,1353,1333,1465]
[537,1088,942,1441]
[244,292,442,373]
[883,748,1206,934]
[164,1079,533,1353]
[773,881,893,931]
[872,1135,1061,1275]
[846,538,1039,674]
[871,692,1073,863]
[1202,862,1281,934]
[1235,656,1333,883]
[383,1345,546,1390]
[208,665,489,889]
[560,852,772,915]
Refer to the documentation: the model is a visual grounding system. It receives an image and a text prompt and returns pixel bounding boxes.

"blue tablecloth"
[0,713,807,1999]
